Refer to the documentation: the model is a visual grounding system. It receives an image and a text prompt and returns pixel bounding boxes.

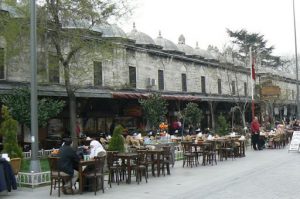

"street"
[2,147,300,199]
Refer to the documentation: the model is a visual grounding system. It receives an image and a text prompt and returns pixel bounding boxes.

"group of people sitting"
[57,138,106,194]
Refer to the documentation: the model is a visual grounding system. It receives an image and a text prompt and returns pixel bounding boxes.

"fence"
[22,149,53,159]
[18,171,51,188]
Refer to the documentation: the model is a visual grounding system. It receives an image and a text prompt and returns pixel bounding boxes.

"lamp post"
[29,0,41,172]
[293,0,300,119]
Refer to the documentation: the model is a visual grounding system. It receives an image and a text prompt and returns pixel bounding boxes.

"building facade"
[0,3,298,148]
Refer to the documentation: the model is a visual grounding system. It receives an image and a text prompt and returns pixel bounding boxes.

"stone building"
[0,3,297,148]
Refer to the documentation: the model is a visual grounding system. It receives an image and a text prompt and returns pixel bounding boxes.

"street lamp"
[30,0,40,172]
[293,0,300,119]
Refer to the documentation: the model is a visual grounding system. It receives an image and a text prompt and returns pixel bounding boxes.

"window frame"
[218,79,222,94]
[93,61,103,86]
[129,66,137,88]
[181,73,187,92]
[158,69,164,90]
[201,76,206,93]
[48,53,60,84]
[0,48,5,80]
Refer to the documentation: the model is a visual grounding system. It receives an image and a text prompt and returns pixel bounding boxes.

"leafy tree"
[182,102,203,129]
[0,0,133,147]
[0,105,23,158]
[216,114,229,136]
[108,124,125,152]
[226,28,281,67]
[139,93,168,130]
[0,87,65,128]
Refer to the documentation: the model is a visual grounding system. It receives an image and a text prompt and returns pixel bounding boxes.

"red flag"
[252,57,256,80]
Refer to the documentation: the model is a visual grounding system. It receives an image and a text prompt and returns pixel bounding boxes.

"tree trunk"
[209,101,216,132]
[68,93,77,148]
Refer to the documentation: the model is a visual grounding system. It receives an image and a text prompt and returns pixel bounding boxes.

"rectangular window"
[94,61,102,86]
[0,48,4,79]
[218,79,222,94]
[232,81,236,95]
[292,90,295,100]
[129,66,136,88]
[48,54,59,83]
[158,70,164,90]
[182,73,187,92]
[244,82,247,96]
[201,76,206,93]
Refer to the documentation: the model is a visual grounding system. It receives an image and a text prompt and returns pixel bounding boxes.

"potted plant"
[0,105,23,158]
[216,113,229,136]
[0,105,23,174]
[108,125,125,152]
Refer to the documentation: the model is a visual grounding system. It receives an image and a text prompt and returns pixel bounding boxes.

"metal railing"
[22,149,53,159]
[18,171,51,188]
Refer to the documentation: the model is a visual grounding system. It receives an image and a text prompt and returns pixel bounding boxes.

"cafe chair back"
[48,156,74,197]
[106,151,121,187]
[82,156,106,195]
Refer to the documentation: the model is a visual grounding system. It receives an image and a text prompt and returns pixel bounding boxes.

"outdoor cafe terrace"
[0,125,294,196]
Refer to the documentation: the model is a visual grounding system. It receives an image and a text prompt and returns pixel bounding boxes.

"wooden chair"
[202,142,218,165]
[82,156,106,195]
[48,156,73,197]
[161,146,172,176]
[106,151,122,187]
[135,150,148,184]
[181,141,197,168]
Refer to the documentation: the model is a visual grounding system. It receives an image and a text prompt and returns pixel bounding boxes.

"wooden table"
[115,153,138,184]
[144,142,177,167]
[146,149,164,177]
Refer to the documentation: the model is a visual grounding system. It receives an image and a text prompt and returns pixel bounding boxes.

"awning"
[111,92,201,101]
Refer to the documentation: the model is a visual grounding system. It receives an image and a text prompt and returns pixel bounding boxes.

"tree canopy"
[226,28,281,67]
[139,93,168,130]
[0,87,65,128]
[182,102,203,129]
[0,0,134,146]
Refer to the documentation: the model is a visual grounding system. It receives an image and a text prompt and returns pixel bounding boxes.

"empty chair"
[161,146,172,175]
[181,141,197,168]
[135,150,148,184]
[106,151,122,187]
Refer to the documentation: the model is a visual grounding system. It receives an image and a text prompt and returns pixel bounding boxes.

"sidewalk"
[2,147,300,199]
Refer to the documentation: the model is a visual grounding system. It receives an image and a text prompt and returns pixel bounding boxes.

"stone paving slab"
[2,147,300,199]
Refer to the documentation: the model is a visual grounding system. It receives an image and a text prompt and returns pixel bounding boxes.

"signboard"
[288,131,300,152]
[261,86,281,96]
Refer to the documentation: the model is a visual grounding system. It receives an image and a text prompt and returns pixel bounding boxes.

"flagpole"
[250,47,255,119]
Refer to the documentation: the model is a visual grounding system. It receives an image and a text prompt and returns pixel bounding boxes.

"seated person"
[89,140,106,158]
[84,140,106,173]
[83,140,106,191]
[58,138,80,194]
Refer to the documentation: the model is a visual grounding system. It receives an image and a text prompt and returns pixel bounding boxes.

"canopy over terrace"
[111,91,202,101]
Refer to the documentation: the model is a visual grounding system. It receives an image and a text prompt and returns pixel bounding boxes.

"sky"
[119,0,300,57]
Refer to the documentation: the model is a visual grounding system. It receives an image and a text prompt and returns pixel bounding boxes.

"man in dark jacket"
[58,138,79,194]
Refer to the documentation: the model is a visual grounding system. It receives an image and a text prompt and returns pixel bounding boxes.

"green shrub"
[108,125,125,152]
[0,105,23,158]
[216,114,229,136]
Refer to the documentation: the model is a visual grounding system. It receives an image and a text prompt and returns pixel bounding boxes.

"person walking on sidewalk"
[251,116,260,150]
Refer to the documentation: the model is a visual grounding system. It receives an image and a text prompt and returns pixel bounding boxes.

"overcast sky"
[119,0,300,57]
